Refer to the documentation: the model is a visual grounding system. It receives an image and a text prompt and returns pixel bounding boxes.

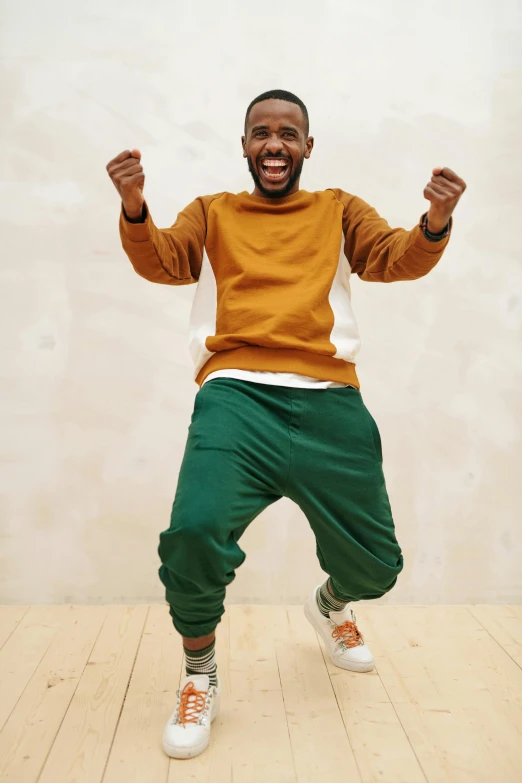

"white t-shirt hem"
[202,369,356,390]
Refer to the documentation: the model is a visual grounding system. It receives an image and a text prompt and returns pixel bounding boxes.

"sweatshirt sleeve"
[331,189,452,283]
[118,196,219,285]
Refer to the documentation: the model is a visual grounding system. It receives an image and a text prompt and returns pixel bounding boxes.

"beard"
[247,154,304,198]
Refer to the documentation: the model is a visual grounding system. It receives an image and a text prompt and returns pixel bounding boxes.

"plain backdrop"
[1,0,521,605]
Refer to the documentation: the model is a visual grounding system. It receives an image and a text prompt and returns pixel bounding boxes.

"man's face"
[242,99,314,198]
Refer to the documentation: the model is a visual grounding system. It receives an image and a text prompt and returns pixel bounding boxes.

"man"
[107,89,466,760]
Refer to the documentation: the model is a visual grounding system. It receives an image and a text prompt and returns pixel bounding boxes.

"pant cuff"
[168,605,221,639]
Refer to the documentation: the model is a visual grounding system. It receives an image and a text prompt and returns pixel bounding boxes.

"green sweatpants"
[158,378,403,638]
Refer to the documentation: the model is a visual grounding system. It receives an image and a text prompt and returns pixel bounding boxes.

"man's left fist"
[424,167,467,233]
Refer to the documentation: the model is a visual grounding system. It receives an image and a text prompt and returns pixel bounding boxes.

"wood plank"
[382,606,522,782]
[365,606,498,783]
[0,606,106,782]
[103,604,183,783]
[0,606,30,650]
[314,605,426,783]
[37,605,148,783]
[273,605,362,783]
[469,605,522,668]
[225,605,296,783]
[0,606,71,732]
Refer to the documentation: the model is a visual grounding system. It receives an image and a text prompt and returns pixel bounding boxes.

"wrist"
[427,218,447,234]
[421,211,451,241]
[426,212,450,234]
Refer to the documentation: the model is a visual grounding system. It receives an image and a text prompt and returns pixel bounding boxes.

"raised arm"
[107,149,212,285]
[332,167,466,283]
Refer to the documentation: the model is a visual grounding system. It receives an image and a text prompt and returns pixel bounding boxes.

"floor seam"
[467,606,522,672]
[315,630,365,783]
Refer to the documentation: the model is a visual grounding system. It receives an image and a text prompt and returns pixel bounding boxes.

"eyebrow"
[250,124,300,134]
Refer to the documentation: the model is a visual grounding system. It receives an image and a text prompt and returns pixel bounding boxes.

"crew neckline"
[236,189,309,205]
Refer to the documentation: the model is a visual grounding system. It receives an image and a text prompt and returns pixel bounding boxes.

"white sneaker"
[162,674,221,759]
[304,584,375,672]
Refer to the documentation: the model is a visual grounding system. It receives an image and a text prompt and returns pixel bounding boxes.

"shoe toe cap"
[163,723,209,755]
[341,643,374,664]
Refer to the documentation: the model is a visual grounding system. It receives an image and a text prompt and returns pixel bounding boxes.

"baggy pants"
[158,378,403,638]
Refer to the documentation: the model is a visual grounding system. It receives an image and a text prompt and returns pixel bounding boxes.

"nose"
[264,136,285,154]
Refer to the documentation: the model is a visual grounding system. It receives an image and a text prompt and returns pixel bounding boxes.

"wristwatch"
[420,212,451,242]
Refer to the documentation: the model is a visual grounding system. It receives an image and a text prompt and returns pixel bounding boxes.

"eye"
[283,132,296,138]
[255,131,268,137]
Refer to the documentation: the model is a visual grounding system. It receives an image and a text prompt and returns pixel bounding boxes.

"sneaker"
[162,674,221,759]
[304,584,375,672]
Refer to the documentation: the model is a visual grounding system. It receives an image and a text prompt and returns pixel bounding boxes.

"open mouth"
[259,157,290,183]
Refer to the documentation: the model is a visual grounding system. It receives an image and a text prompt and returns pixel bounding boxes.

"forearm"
[351,210,452,283]
[357,227,450,282]
[119,203,198,285]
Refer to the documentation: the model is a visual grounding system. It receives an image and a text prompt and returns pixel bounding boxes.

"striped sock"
[184,640,218,688]
[316,578,349,618]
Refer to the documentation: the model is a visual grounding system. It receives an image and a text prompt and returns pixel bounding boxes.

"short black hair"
[244,89,309,136]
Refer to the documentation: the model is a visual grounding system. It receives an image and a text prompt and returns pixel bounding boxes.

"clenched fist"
[106,149,145,220]
[424,167,466,234]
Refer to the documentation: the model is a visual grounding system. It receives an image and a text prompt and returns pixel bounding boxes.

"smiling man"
[107,89,466,760]
[245,96,313,196]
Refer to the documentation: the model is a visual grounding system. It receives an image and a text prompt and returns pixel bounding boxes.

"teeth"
[262,159,288,167]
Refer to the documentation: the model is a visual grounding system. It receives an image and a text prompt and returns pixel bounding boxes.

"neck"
[251,180,301,199]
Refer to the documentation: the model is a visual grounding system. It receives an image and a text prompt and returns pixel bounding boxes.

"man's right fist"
[106,149,145,220]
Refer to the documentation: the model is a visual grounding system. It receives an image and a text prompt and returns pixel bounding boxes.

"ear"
[241,135,247,158]
[304,136,314,160]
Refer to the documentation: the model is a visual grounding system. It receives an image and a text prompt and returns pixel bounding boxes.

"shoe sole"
[304,600,375,673]
[162,688,221,759]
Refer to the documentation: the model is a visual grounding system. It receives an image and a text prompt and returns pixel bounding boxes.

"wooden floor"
[1,605,522,783]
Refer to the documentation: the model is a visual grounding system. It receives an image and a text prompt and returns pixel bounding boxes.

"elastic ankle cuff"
[328,578,355,603]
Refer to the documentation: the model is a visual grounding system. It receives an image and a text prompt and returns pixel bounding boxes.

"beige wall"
[1,1,521,606]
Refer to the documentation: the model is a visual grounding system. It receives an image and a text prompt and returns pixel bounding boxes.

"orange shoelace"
[178,682,208,726]
[331,619,364,649]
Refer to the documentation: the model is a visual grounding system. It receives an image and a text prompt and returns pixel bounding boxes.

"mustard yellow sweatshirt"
[119,189,451,387]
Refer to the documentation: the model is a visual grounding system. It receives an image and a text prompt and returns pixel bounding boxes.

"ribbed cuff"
[119,201,151,241]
